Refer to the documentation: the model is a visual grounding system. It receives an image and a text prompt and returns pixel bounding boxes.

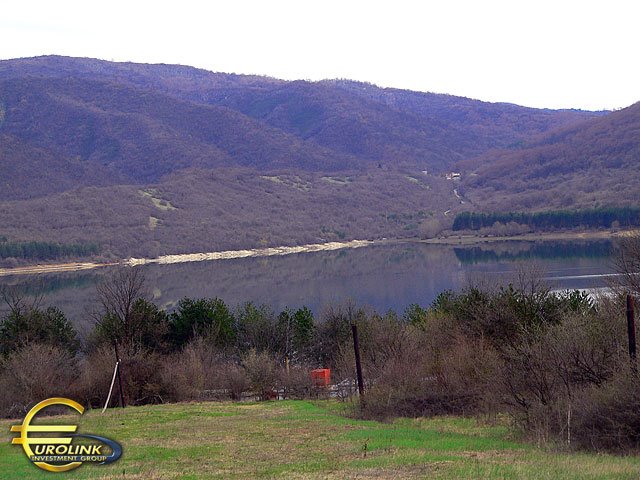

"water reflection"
[0,240,616,330]
[454,240,613,263]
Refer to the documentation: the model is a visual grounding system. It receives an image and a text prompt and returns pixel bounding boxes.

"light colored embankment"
[0,262,116,277]
[0,240,376,276]
[125,239,375,266]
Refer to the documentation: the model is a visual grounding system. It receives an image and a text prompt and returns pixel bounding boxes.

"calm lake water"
[0,239,616,332]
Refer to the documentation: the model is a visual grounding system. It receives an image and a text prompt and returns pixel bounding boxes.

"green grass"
[1,400,639,479]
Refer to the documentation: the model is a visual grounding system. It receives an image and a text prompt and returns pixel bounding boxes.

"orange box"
[311,368,331,387]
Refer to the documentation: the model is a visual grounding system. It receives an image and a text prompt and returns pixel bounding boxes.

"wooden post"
[627,294,637,373]
[113,342,127,408]
[351,323,365,407]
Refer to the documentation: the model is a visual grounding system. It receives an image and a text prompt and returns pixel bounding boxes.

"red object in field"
[311,368,331,387]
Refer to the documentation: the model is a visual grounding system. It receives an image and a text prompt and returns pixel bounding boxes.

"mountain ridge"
[0,56,603,176]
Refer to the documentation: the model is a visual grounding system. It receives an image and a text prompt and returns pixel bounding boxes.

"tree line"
[452,207,640,231]
[0,239,99,260]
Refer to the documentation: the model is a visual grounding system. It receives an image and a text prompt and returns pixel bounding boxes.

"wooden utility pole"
[113,341,127,408]
[351,323,365,407]
[627,294,637,373]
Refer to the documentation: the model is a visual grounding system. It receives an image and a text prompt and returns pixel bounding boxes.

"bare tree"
[612,234,640,295]
[92,267,150,409]
[94,267,148,345]
[0,285,43,318]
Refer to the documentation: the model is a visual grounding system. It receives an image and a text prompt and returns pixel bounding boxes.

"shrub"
[571,369,640,451]
[160,338,223,402]
[501,310,625,446]
[120,349,166,405]
[242,349,279,400]
[76,345,167,408]
[0,344,78,417]
[279,364,314,399]
[430,281,599,351]
[76,345,117,408]
[361,328,502,419]
[222,363,249,401]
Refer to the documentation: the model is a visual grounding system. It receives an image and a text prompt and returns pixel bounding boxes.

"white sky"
[1,0,638,110]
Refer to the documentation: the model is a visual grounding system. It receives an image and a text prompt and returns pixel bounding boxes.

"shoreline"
[0,229,629,277]
[418,229,629,245]
[125,239,375,266]
[0,261,119,277]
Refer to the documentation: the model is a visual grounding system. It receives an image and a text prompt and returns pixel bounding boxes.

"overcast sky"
[1,0,638,110]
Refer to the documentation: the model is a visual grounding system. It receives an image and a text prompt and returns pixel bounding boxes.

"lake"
[0,239,617,333]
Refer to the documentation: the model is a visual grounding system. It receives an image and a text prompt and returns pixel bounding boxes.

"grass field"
[1,400,639,479]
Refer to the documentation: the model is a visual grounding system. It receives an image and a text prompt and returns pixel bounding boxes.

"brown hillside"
[460,101,640,210]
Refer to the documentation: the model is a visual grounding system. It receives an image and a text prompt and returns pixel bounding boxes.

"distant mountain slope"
[0,56,601,176]
[460,101,640,210]
[0,133,121,200]
[0,75,360,197]
[0,55,283,97]
[325,79,601,150]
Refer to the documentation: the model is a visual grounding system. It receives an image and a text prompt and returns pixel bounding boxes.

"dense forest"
[0,239,99,260]
[452,207,640,231]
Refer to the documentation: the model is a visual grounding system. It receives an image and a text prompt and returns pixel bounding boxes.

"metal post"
[351,323,365,406]
[113,341,127,408]
[627,294,637,373]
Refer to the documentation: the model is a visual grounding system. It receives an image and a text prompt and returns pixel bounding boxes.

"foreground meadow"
[1,400,639,479]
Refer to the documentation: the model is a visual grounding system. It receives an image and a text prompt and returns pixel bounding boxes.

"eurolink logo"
[10,397,122,473]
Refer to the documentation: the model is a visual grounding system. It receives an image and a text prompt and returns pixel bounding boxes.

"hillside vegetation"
[459,101,640,210]
[0,169,455,258]
[2,55,637,260]
[0,55,599,175]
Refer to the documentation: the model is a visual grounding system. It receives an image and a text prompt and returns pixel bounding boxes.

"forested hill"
[0,55,600,190]
[459,101,640,210]
[0,75,361,198]
[0,56,633,260]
